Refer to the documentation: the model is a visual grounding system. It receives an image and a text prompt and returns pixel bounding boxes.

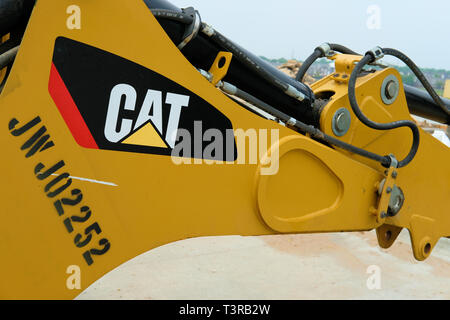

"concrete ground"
[77,230,450,300]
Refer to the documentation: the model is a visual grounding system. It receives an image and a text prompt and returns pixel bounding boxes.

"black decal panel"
[50,37,236,161]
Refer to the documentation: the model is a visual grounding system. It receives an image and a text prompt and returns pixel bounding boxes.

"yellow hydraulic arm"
[0,0,448,299]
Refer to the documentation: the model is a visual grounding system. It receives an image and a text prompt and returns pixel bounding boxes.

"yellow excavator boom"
[0,0,448,299]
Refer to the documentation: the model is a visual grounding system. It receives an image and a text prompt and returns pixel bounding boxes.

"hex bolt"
[392,171,398,179]
[386,187,392,194]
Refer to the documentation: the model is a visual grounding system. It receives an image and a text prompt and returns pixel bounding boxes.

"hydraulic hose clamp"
[366,46,384,62]
[316,43,333,57]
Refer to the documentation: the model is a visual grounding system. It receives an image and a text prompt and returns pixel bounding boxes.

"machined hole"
[424,243,431,255]
[218,57,227,68]
[385,230,392,242]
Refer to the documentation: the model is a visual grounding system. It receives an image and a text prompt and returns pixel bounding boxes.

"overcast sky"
[168,0,450,70]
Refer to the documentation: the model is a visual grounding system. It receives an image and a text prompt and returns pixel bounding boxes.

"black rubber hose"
[0,0,25,36]
[149,9,311,103]
[0,0,35,38]
[0,45,18,69]
[150,8,194,24]
[203,25,307,101]
[329,43,360,55]
[404,84,450,124]
[148,3,315,125]
[0,36,20,55]
[296,43,360,82]
[295,48,322,82]
[348,54,420,168]
[382,48,450,116]
[225,82,391,167]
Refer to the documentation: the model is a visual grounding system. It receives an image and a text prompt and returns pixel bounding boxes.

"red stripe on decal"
[48,63,98,149]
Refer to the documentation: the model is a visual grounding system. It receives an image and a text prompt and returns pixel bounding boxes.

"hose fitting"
[366,46,384,62]
[316,43,333,57]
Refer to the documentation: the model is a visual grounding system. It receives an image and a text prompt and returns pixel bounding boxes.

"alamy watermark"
[366,4,381,30]
[170,121,280,176]
[66,5,81,30]
[366,265,381,290]
[66,265,81,290]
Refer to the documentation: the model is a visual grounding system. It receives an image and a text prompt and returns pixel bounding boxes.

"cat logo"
[48,37,236,161]
[104,84,189,149]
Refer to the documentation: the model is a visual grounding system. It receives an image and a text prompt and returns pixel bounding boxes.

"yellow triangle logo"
[122,122,168,148]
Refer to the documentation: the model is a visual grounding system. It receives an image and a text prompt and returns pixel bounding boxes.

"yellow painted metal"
[256,135,382,233]
[314,56,450,261]
[0,0,385,299]
[0,0,447,299]
[208,51,233,86]
[376,224,403,249]
[329,53,362,84]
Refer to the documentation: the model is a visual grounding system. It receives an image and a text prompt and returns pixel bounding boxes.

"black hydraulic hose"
[0,0,25,36]
[295,48,322,82]
[150,8,194,24]
[404,84,450,124]
[329,43,359,55]
[382,48,450,116]
[295,43,361,82]
[0,0,35,38]
[220,82,391,167]
[348,53,420,168]
[297,43,448,122]
[0,36,20,55]
[0,62,9,93]
[0,45,18,69]
[0,35,22,94]
[150,10,309,102]
[203,24,306,102]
